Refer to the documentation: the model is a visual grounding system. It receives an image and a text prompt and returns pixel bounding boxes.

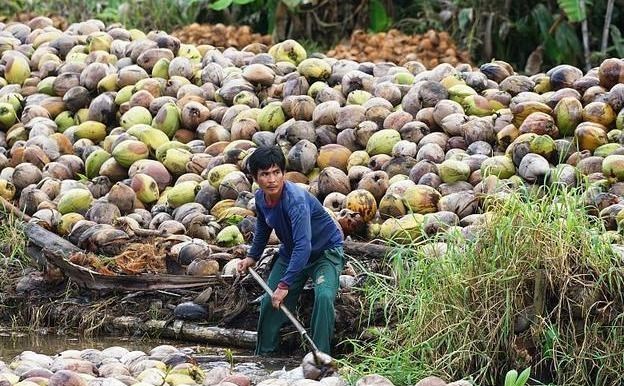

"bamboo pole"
[601,0,615,54]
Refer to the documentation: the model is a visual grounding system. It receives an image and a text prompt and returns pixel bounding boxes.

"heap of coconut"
[1,16,624,273]
[172,23,272,50]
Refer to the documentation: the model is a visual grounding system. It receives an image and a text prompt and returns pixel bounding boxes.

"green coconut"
[167,180,199,208]
[438,159,471,183]
[297,58,331,81]
[75,121,107,142]
[120,106,153,129]
[162,147,193,175]
[403,185,441,214]
[480,155,516,179]
[207,164,240,188]
[216,225,245,247]
[57,188,93,215]
[155,141,191,162]
[594,143,622,158]
[131,173,160,204]
[85,149,112,179]
[602,154,624,181]
[112,139,150,168]
[257,102,286,131]
[366,129,401,156]
[380,213,424,243]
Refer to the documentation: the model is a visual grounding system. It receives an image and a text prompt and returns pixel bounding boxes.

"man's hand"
[237,257,256,274]
[271,287,288,309]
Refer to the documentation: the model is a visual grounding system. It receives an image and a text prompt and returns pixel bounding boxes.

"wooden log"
[42,246,234,290]
[24,222,80,256]
[343,240,390,259]
[111,316,256,349]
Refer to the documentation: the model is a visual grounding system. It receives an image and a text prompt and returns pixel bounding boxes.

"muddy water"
[0,328,297,376]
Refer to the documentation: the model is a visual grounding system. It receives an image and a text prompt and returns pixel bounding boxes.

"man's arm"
[279,203,312,288]
[238,208,272,273]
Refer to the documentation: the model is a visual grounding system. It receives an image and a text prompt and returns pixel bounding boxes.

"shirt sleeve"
[248,206,272,260]
[280,203,312,287]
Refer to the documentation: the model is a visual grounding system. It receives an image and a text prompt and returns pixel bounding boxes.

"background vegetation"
[2,0,623,72]
[343,185,624,386]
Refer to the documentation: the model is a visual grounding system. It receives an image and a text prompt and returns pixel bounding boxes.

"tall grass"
[0,214,28,272]
[345,186,624,386]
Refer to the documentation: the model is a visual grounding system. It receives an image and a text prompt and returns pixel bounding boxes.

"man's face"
[255,164,284,196]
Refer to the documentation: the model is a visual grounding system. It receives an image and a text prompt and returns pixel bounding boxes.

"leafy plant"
[209,0,257,12]
[369,0,392,33]
[224,348,235,371]
[556,0,588,22]
[504,367,531,386]
[610,25,624,57]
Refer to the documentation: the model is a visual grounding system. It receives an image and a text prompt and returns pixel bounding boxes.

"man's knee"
[315,288,337,305]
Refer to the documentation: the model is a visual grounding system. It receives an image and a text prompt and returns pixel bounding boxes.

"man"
[237,145,345,356]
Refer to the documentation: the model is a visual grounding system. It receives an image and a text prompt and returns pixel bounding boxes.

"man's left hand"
[272,288,288,309]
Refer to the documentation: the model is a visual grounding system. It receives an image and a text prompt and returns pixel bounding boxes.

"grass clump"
[0,214,28,273]
[345,186,624,386]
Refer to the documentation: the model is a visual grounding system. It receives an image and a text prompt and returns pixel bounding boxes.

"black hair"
[247,145,286,178]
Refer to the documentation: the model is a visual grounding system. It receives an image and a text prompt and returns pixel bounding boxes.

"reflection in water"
[0,328,205,359]
[0,328,295,376]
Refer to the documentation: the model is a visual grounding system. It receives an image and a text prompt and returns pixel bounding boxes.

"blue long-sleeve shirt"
[248,181,344,287]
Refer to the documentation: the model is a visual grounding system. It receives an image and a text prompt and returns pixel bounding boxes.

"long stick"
[601,0,615,54]
[580,0,591,72]
[248,267,320,354]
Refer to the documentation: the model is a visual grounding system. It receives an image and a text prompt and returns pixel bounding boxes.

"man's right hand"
[237,257,256,274]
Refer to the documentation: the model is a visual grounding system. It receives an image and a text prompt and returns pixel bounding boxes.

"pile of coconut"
[0,346,470,386]
[1,16,624,275]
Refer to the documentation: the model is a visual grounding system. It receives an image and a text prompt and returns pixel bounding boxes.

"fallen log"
[42,246,234,290]
[25,222,80,256]
[111,316,256,349]
[343,240,391,259]
[24,222,392,292]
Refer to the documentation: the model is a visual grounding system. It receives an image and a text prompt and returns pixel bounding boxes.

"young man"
[237,145,345,356]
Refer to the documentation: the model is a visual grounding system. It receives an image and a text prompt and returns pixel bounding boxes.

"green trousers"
[255,246,345,356]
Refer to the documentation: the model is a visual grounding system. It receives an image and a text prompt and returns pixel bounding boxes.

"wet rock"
[356,374,395,386]
[173,301,209,321]
[414,376,447,386]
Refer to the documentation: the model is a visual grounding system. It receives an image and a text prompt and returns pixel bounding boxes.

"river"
[0,328,297,375]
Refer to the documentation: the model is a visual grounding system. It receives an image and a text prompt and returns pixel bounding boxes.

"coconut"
[438,159,471,183]
[403,185,441,214]
[480,155,516,179]
[130,173,160,204]
[57,188,93,215]
[317,167,350,199]
[167,181,199,208]
[423,211,460,236]
[316,144,351,172]
[216,225,245,247]
[380,213,424,243]
[602,155,624,181]
[378,193,407,219]
[287,140,318,174]
[437,191,479,219]
[517,153,550,183]
[357,170,389,202]
[108,182,136,214]
[12,163,43,190]
[219,171,251,200]
[323,192,346,212]
[111,139,150,168]
[366,129,401,156]
[344,189,378,222]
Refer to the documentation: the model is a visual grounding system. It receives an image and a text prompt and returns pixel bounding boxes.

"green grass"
[344,185,624,386]
[0,214,28,273]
